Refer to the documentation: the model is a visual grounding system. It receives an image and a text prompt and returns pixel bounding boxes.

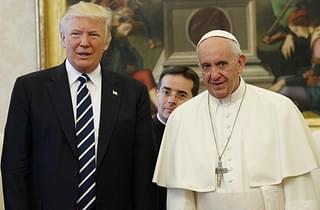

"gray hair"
[225,39,242,57]
[59,1,113,35]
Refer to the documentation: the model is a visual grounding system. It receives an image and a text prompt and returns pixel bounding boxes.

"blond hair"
[59,1,113,35]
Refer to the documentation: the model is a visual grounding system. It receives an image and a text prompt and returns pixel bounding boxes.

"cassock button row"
[228,180,233,183]
[227,146,232,151]
[228,158,232,161]
[226,113,230,118]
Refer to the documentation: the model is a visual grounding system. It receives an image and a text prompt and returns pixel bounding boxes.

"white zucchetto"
[197,30,240,48]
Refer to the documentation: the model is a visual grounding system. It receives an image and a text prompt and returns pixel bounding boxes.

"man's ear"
[60,32,66,48]
[156,88,162,97]
[238,54,246,74]
[104,33,112,51]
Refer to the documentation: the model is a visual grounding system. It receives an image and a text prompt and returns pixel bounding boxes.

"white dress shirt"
[65,59,101,156]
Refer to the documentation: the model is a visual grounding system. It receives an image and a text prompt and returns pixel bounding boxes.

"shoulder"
[102,69,149,103]
[105,69,146,91]
[15,64,64,85]
[246,84,300,115]
[248,84,294,106]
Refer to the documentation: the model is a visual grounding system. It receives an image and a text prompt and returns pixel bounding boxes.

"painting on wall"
[256,0,320,114]
[63,0,320,116]
[67,0,164,76]
[161,0,320,115]
[162,0,257,65]
[66,0,164,110]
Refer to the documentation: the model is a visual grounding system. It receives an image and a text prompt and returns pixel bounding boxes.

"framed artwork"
[162,0,320,117]
[255,0,320,116]
[162,0,257,66]
[67,0,164,77]
[41,0,320,120]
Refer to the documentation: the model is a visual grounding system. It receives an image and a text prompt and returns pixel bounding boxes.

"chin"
[215,95,227,99]
[210,89,227,98]
[77,64,96,72]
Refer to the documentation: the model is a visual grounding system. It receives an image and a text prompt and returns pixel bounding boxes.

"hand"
[281,34,295,59]
[306,76,318,87]
[262,35,272,45]
[262,32,287,45]
[303,69,318,87]
[269,79,286,92]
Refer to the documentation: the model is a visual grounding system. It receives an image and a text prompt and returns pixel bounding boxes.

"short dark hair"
[158,66,200,97]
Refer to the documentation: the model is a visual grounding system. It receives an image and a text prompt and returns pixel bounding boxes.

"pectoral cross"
[215,160,228,187]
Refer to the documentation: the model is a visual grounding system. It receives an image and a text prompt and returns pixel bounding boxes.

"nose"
[80,34,89,48]
[167,94,178,104]
[207,67,221,80]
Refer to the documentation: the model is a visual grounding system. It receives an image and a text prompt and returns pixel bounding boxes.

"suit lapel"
[47,64,78,158]
[97,69,121,168]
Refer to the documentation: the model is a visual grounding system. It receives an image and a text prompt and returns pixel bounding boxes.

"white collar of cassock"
[157,113,166,125]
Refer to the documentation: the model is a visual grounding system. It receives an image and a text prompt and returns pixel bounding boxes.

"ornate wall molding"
[40,0,66,69]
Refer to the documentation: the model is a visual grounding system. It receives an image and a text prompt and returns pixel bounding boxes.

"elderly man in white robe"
[153,30,320,210]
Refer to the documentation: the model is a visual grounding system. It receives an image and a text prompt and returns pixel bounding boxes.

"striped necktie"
[76,74,96,210]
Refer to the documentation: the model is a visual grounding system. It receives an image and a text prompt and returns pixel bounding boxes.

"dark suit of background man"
[1,2,156,210]
[153,66,200,210]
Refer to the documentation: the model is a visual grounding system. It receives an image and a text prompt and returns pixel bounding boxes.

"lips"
[77,52,91,58]
[209,80,224,86]
[165,107,175,113]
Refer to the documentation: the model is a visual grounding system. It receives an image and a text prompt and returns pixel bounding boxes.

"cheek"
[95,41,108,52]
[176,99,186,106]
[62,37,71,49]
[226,67,239,79]
[157,97,165,108]
[66,40,79,50]
[314,48,320,58]
[202,73,210,81]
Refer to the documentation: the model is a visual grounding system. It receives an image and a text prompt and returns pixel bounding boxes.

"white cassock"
[153,78,320,210]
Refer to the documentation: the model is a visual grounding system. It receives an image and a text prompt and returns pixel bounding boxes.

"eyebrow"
[161,87,172,91]
[162,86,190,95]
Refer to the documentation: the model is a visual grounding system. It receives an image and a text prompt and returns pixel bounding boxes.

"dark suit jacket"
[152,116,166,210]
[1,63,157,210]
[152,116,165,156]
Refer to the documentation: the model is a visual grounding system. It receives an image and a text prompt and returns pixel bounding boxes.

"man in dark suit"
[1,2,156,210]
[153,66,200,210]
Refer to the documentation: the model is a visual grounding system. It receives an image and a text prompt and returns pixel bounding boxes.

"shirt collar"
[157,113,166,125]
[65,59,101,86]
[210,77,246,104]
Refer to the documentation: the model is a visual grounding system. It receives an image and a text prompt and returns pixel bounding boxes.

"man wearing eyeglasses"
[153,65,200,210]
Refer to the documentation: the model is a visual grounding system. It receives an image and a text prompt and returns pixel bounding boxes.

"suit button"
[73,170,78,177]
[71,201,77,208]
